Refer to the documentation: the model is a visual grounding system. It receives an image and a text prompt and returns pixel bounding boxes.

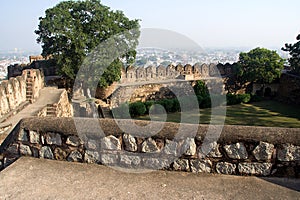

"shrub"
[112,103,130,119]
[250,94,263,102]
[129,101,146,117]
[226,93,251,105]
[144,100,155,114]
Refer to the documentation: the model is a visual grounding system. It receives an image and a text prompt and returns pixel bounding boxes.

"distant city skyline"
[0,0,299,52]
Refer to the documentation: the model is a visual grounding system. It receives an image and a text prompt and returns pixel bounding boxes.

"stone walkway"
[0,87,65,144]
[0,157,299,199]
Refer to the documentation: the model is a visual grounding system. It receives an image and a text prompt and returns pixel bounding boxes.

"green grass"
[136,100,300,128]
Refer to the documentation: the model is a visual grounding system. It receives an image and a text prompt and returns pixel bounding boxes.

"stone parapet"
[0,117,299,177]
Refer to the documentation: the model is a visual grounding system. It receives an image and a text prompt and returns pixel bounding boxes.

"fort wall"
[0,117,299,177]
[278,73,300,105]
[0,69,44,118]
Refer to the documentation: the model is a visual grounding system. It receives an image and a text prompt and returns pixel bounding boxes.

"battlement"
[121,63,233,83]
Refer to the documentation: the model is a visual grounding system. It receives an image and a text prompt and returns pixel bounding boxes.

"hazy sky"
[0,0,299,52]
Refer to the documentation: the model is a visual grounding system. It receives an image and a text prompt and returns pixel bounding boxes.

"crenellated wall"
[121,63,232,84]
[0,118,299,177]
[0,69,44,118]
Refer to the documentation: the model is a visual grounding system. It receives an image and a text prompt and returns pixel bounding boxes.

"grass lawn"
[136,100,300,128]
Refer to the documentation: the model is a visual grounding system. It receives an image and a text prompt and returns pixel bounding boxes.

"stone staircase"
[46,104,57,117]
[96,100,112,118]
[26,71,33,103]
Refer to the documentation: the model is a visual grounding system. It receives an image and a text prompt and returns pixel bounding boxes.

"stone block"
[123,133,137,152]
[216,162,236,175]
[101,135,121,151]
[198,142,222,158]
[86,139,98,150]
[182,138,196,156]
[224,142,248,160]
[54,147,67,160]
[66,136,82,147]
[39,146,54,159]
[252,142,274,161]
[67,151,83,162]
[45,133,62,146]
[29,131,40,144]
[238,163,273,176]
[173,159,189,171]
[18,129,28,142]
[142,157,170,169]
[141,138,160,153]
[190,159,212,173]
[6,143,19,155]
[84,150,100,163]
[163,139,178,156]
[19,144,32,156]
[119,154,141,168]
[100,153,119,165]
[277,144,300,162]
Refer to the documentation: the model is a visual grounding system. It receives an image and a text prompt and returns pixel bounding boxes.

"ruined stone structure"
[278,73,300,105]
[0,118,299,177]
[0,69,44,118]
[121,63,232,84]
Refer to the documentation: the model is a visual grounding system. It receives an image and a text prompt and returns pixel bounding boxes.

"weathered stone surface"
[173,159,189,171]
[252,142,274,161]
[39,146,54,159]
[123,134,137,152]
[198,142,222,158]
[86,139,98,150]
[119,154,141,168]
[45,133,62,146]
[29,131,40,144]
[190,159,212,173]
[0,161,2,169]
[224,143,248,159]
[18,129,28,142]
[142,157,169,169]
[277,144,300,161]
[101,135,121,150]
[66,136,82,147]
[84,150,100,163]
[67,151,83,162]
[182,138,197,156]
[31,147,39,158]
[54,148,67,160]
[216,162,236,175]
[6,143,19,155]
[141,138,159,153]
[100,153,119,165]
[163,139,178,156]
[238,163,273,176]
[19,144,32,156]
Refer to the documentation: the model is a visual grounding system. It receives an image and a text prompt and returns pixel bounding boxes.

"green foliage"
[226,93,251,105]
[236,48,284,84]
[282,33,300,74]
[250,94,263,102]
[35,0,140,86]
[194,80,209,97]
[129,101,146,117]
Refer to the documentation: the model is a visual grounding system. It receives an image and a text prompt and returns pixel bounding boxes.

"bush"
[226,93,251,105]
[144,100,155,114]
[129,101,146,117]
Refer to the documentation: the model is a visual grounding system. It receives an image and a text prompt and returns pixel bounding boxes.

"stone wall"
[278,73,300,105]
[111,79,225,108]
[121,63,232,84]
[37,90,73,117]
[0,117,299,177]
[0,69,44,118]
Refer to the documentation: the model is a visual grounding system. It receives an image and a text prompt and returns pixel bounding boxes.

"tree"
[236,47,284,85]
[35,0,140,87]
[282,33,300,75]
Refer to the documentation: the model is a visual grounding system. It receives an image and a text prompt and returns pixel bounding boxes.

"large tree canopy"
[282,33,300,75]
[236,47,284,84]
[35,0,140,87]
